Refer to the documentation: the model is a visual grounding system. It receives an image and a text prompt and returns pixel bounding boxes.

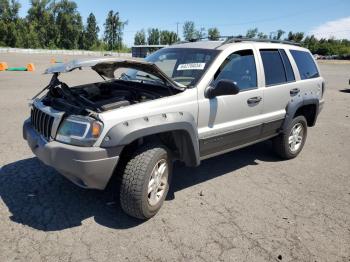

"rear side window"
[214,49,257,91]
[279,49,295,82]
[290,50,319,80]
[260,49,286,86]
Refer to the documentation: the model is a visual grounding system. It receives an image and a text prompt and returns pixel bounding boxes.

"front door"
[197,48,264,158]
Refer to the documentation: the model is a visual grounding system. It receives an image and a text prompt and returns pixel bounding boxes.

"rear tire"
[273,116,308,159]
[120,143,172,219]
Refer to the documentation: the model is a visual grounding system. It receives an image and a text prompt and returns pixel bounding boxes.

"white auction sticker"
[177,63,206,71]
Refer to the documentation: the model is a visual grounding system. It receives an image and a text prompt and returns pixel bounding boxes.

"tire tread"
[273,116,307,160]
[120,144,167,219]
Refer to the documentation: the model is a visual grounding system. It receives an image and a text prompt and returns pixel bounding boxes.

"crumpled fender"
[101,112,200,166]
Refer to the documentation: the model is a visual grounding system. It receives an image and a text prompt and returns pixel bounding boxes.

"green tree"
[84,12,99,49]
[27,0,56,48]
[104,10,127,50]
[147,28,160,45]
[160,30,178,45]
[77,30,85,49]
[0,20,7,46]
[183,21,197,41]
[287,31,304,43]
[0,0,10,19]
[53,0,83,49]
[16,17,40,48]
[3,0,347,56]
[5,21,21,46]
[0,0,21,46]
[276,29,285,40]
[208,27,220,40]
[0,0,20,21]
[257,32,268,39]
[246,28,258,38]
[134,29,146,45]
[195,27,206,39]
[303,35,318,53]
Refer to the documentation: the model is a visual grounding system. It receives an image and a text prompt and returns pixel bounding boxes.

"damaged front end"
[28,58,185,146]
[34,59,185,117]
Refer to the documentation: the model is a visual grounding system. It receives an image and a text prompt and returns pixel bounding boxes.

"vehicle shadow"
[339,89,350,93]
[0,141,279,231]
[168,141,278,198]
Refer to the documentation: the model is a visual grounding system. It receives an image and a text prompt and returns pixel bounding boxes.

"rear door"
[257,47,299,128]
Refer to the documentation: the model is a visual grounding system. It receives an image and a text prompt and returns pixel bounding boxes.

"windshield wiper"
[120,72,132,80]
[136,74,174,95]
[136,73,164,84]
[119,72,162,84]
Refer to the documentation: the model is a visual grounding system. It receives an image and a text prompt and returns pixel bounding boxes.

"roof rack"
[171,40,190,45]
[171,36,301,48]
[219,36,301,47]
[171,37,213,45]
[172,36,227,46]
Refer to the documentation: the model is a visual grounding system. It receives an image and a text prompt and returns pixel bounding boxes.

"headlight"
[56,116,103,146]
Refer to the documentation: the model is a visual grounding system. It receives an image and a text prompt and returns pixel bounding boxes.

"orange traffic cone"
[0,62,8,71]
[26,63,35,72]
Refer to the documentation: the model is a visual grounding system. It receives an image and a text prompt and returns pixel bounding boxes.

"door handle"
[290,88,300,95]
[247,96,262,105]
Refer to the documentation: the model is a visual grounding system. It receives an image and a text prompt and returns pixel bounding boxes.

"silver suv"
[23,38,325,219]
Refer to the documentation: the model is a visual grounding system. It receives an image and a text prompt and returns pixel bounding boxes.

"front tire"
[120,144,172,219]
[273,116,308,159]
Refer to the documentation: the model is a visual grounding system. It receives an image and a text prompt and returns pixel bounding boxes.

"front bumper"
[319,99,325,113]
[23,120,121,190]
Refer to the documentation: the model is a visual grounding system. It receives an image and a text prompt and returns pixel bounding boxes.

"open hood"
[45,58,185,91]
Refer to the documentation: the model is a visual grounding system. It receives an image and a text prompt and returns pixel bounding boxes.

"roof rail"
[171,36,225,45]
[219,36,301,47]
[171,40,190,45]
[171,36,301,48]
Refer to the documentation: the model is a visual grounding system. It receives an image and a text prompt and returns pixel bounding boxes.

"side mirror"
[205,79,240,99]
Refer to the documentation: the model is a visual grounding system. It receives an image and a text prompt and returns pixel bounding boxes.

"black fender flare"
[282,95,319,133]
[100,112,200,166]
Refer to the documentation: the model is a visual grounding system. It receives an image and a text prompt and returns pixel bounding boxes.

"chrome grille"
[30,106,55,140]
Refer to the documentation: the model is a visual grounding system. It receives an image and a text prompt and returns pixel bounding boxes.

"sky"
[17,0,350,47]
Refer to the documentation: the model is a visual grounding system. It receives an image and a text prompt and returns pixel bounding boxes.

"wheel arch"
[282,97,319,133]
[294,103,318,127]
[101,112,200,167]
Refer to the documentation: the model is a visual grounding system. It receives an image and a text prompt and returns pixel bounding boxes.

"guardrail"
[0,47,131,57]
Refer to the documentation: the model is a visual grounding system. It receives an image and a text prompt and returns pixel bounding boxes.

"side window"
[290,50,319,80]
[260,49,287,86]
[214,49,257,91]
[279,49,295,82]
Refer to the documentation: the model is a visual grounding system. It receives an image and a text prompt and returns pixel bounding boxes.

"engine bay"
[72,82,163,111]
[40,74,178,115]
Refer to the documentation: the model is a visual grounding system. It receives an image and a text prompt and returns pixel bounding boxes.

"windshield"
[117,68,166,87]
[125,48,220,87]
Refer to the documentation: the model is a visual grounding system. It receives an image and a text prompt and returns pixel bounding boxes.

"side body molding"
[282,92,320,133]
[101,112,200,166]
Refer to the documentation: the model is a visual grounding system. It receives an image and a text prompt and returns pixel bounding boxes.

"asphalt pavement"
[0,53,349,262]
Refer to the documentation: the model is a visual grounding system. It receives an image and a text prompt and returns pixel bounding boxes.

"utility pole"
[176,22,180,38]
